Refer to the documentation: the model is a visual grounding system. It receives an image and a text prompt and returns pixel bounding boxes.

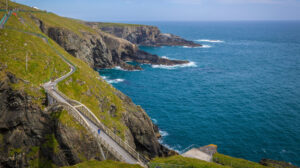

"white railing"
[53,88,149,165]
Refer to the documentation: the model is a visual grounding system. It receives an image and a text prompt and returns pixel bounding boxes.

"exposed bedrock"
[86,22,201,47]
[33,18,189,71]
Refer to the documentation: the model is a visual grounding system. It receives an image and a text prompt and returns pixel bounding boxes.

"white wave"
[201,45,212,48]
[182,46,202,48]
[152,61,197,70]
[113,66,141,72]
[101,76,108,80]
[159,130,169,137]
[195,39,224,43]
[107,78,125,84]
[161,56,169,59]
[158,139,181,153]
[114,66,127,71]
[101,75,125,84]
[152,118,158,124]
[183,45,210,49]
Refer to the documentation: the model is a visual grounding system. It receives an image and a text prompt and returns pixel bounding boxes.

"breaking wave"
[201,45,212,48]
[195,39,224,43]
[114,66,127,71]
[102,76,125,84]
[159,130,169,137]
[152,61,197,69]
[183,45,211,48]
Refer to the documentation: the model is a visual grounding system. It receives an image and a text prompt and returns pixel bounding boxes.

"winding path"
[1,10,147,167]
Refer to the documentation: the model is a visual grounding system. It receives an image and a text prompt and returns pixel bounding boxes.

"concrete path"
[46,86,138,164]
[3,11,145,166]
[182,144,218,162]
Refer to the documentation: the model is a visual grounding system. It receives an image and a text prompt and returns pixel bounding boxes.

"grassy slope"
[0,11,4,18]
[33,12,97,37]
[62,160,143,168]
[0,12,69,107]
[150,155,231,168]
[1,0,130,138]
[213,153,272,168]
[0,0,40,11]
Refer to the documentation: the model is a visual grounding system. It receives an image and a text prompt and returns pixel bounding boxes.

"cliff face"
[0,72,111,167]
[1,2,180,165]
[114,91,175,158]
[0,71,172,167]
[87,22,201,47]
[33,18,188,71]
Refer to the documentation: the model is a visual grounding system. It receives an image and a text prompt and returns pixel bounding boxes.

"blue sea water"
[98,21,300,165]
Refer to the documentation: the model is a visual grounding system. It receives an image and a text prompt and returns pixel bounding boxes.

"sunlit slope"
[0,2,132,138]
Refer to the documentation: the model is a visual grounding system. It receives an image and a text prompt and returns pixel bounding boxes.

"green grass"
[43,134,60,154]
[0,29,69,106]
[9,148,22,156]
[0,11,4,18]
[32,12,97,37]
[62,160,143,168]
[29,157,58,168]
[51,109,87,133]
[150,155,231,168]
[213,153,271,168]
[1,0,131,139]
[56,51,128,139]
[0,0,41,11]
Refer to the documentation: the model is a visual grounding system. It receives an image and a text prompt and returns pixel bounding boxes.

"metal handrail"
[5,10,149,166]
[54,89,149,164]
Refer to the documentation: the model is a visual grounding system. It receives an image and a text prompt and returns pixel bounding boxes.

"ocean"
[98,21,300,165]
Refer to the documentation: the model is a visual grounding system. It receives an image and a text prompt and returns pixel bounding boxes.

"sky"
[13,0,300,22]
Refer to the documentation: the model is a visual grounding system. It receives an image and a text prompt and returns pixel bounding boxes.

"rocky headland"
[86,22,201,47]
[30,17,194,71]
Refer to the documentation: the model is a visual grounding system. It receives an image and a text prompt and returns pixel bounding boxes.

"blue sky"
[13,0,300,21]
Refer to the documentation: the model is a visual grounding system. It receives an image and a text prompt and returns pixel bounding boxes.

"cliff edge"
[86,22,201,47]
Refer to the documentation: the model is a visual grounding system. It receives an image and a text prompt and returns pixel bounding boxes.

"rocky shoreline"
[34,18,196,71]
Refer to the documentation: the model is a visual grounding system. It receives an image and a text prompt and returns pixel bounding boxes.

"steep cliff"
[0,72,112,167]
[86,22,201,47]
[30,14,188,71]
[0,5,174,167]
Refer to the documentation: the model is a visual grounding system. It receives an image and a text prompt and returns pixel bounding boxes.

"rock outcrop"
[260,159,299,168]
[0,72,114,167]
[33,17,189,71]
[86,22,201,47]
[0,70,173,167]
[115,91,177,158]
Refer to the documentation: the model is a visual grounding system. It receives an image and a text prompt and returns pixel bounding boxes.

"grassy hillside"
[0,0,39,11]
[62,160,143,168]
[213,153,272,168]
[0,0,132,138]
[149,155,231,168]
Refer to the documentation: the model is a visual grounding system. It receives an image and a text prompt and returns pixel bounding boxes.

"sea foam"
[152,61,197,70]
[102,76,125,84]
[201,45,212,48]
[159,130,169,137]
[195,39,224,43]
[182,45,211,48]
